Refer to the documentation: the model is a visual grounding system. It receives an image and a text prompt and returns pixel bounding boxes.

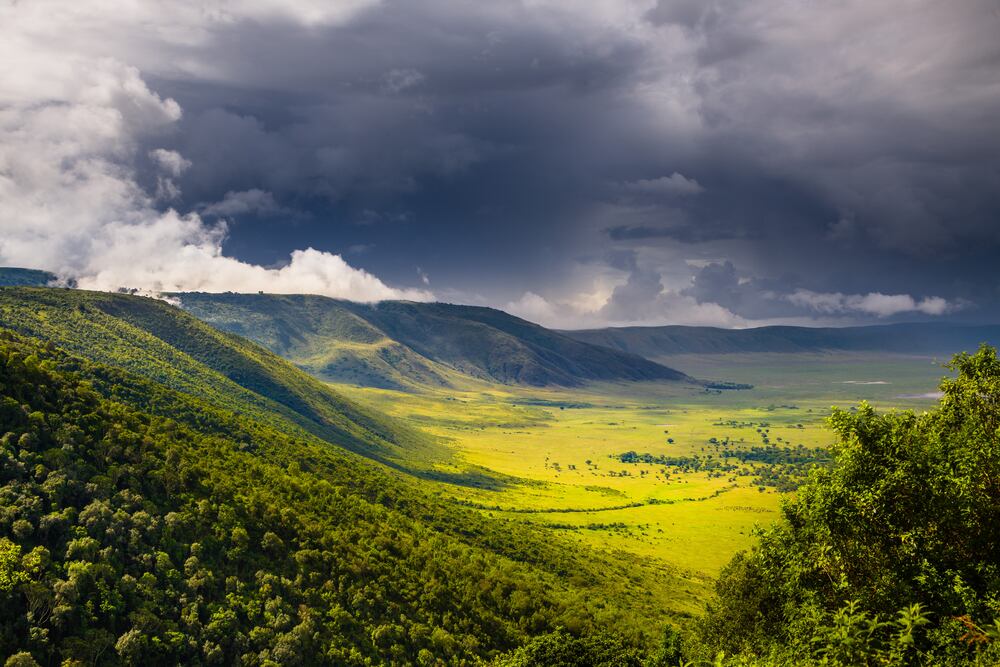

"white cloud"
[505,292,561,325]
[149,149,192,177]
[622,172,704,196]
[505,288,746,329]
[149,149,192,201]
[82,243,430,302]
[0,16,429,304]
[787,289,955,317]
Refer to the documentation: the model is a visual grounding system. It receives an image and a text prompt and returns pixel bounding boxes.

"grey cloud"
[682,261,961,322]
[606,224,743,243]
[621,173,704,197]
[681,261,801,319]
[381,68,425,94]
[200,189,281,217]
[7,0,1000,325]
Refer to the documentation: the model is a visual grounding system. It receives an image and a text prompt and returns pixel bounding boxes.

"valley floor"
[332,352,950,614]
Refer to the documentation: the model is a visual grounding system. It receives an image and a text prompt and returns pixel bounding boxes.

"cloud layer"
[0,6,428,302]
[2,0,998,325]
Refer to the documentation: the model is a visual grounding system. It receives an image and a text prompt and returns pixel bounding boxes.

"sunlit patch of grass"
[334,352,948,609]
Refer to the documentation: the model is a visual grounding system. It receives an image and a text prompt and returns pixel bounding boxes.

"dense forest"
[0,289,675,665]
[0,286,998,665]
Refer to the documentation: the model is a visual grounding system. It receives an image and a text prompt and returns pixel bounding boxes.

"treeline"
[617,444,827,468]
[615,445,829,491]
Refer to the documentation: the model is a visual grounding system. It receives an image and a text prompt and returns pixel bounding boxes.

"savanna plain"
[336,352,949,617]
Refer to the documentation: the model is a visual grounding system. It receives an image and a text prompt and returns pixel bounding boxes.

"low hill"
[0,286,437,468]
[176,293,690,388]
[563,322,1000,358]
[174,292,454,390]
[0,288,673,664]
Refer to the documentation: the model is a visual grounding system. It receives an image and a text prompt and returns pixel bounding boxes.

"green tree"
[697,345,1000,665]
[0,538,26,594]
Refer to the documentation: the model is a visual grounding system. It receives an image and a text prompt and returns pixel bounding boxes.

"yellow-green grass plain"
[333,352,952,610]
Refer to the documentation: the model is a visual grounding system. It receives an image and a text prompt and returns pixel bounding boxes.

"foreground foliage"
[3,284,999,666]
[0,322,664,665]
[693,345,1000,666]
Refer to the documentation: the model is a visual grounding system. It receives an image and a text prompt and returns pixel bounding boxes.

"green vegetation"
[334,352,949,588]
[616,444,830,492]
[689,345,1000,665]
[0,291,685,665]
[2,283,998,665]
[0,287,445,471]
[175,292,455,390]
[177,292,688,388]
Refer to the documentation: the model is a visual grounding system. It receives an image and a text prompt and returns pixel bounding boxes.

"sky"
[1,0,999,329]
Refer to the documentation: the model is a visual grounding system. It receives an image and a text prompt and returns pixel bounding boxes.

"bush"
[695,345,1000,665]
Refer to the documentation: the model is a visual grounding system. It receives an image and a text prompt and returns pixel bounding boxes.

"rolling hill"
[563,322,1000,359]
[0,286,441,469]
[176,292,690,388]
[0,285,674,664]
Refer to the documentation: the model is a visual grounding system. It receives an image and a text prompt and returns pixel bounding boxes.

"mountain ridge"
[175,292,690,388]
[561,322,1000,358]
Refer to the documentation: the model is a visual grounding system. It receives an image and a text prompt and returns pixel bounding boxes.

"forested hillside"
[176,293,688,388]
[0,289,677,665]
[3,284,998,666]
[0,288,441,471]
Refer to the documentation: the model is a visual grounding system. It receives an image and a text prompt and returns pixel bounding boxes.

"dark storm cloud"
[605,224,748,244]
[9,0,999,324]
[681,261,802,320]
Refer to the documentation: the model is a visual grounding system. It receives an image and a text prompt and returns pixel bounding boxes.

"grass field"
[333,352,952,611]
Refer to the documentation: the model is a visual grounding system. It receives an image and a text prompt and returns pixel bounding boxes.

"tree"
[115,629,149,665]
[3,653,40,667]
[0,538,26,594]
[697,345,1000,665]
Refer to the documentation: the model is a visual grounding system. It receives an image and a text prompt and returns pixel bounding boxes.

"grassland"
[334,352,951,612]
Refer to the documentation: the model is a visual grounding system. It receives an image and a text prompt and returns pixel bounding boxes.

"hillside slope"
[176,292,454,390]
[0,306,673,664]
[0,287,439,468]
[177,292,690,388]
[564,322,1000,358]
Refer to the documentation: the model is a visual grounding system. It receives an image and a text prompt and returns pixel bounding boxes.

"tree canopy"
[695,345,1000,666]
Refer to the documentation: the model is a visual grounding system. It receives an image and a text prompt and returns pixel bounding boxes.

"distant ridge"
[562,323,1000,358]
[0,266,59,286]
[176,292,690,388]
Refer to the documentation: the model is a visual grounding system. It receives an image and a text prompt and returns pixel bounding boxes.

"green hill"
[174,292,454,390]
[563,323,1000,359]
[0,287,436,469]
[177,293,690,388]
[0,286,676,664]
